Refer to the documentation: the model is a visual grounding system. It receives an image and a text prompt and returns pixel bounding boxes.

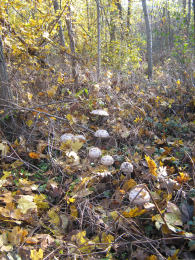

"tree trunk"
[141,0,153,79]
[96,0,101,81]
[0,36,12,108]
[65,5,79,86]
[193,0,195,49]
[52,0,66,47]
[127,0,132,29]
[187,0,192,34]
[183,0,187,15]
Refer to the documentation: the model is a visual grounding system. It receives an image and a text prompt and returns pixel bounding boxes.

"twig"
[143,184,169,228]
[0,102,95,134]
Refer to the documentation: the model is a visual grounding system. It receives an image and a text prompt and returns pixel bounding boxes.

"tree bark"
[141,0,153,79]
[0,36,12,108]
[96,0,101,81]
[193,0,195,49]
[187,0,192,33]
[52,0,66,47]
[127,0,132,29]
[183,0,187,15]
[65,5,79,86]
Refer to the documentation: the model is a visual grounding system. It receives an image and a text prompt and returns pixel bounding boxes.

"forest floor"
[0,57,195,260]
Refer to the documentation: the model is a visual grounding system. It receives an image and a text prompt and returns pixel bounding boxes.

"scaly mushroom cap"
[91,109,109,116]
[60,133,75,143]
[120,162,133,174]
[101,155,114,166]
[89,147,102,159]
[74,135,86,142]
[94,130,110,138]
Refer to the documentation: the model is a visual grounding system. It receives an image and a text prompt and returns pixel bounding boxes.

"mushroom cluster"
[60,133,86,143]
[88,147,114,167]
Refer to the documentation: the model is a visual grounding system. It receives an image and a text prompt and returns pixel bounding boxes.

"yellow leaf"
[0,142,9,157]
[17,195,37,214]
[26,120,33,127]
[48,207,60,226]
[162,16,166,24]
[145,155,158,177]
[1,171,11,180]
[106,95,111,102]
[30,248,43,260]
[57,73,64,84]
[47,85,58,98]
[8,226,28,246]
[122,207,146,218]
[67,197,75,204]
[71,231,87,245]
[115,86,120,93]
[101,232,114,244]
[70,204,78,219]
[110,211,119,221]
[10,160,24,168]
[176,172,190,184]
[122,179,137,192]
[70,140,83,152]
[66,114,75,125]
[146,255,158,260]
[0,192,13,204]
[176,80,181,86]
[27,92,33,101]
[167,249,179,260]
[34,194,49,209]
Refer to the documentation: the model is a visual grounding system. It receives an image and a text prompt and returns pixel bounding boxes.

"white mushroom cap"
[74,135,86,142]
[120,162,133,174]
[94,130,110,138]
[129,185,150,205]
[101,155,114,166]
[89,147,102,159]
[60,133,75,143]
[91,109,109,116]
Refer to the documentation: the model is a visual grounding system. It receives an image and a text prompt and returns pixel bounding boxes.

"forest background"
[0,0,195,259]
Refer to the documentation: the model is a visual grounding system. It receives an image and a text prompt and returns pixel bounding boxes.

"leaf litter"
[0,66,195,260]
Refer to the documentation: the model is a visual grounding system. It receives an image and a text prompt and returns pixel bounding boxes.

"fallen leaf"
[30,248,43,260]
[17,195,37,214]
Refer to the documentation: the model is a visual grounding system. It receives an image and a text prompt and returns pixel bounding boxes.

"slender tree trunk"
[183,0,187,15]
[141,0,153,79]
[86,0,90,32]
[96,0,101,81]
[187,0,192,34]
[127,0,132,29]
[0,36,12,108]
[65,5,79,86]
[52,0,65,47]
[193,0,195,49]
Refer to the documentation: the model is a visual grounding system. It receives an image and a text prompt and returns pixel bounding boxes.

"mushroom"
[120,162,133,175]
[74,135,86,142]
[60,133,75,143]
[89,147,102,159]
[91,109,109,117]
[129,185,150,205]
[94,129,110,139]
[101,155,114,166]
